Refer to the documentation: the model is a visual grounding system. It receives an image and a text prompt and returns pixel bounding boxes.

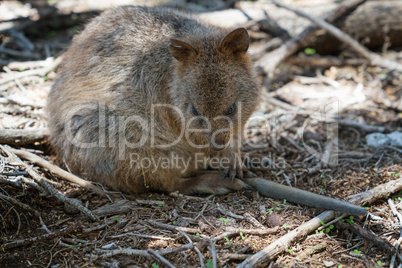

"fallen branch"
[239,175,402,267]
[336,221,396,254]
[256,0,366,74]
[7,147,105,195]
[0,128,48,146]
[213,227,278,242]
[2,224,80,249]
[0,56,62,86]
[148,248,176,268]
[2,146,98,221]
[286,55,368,68]
[338,120,390,133]
[272,0,402,73]
[0,192,49,234]
[92,243,194,261]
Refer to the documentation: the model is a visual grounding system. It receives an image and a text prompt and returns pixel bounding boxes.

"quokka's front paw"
[222,153,244,180]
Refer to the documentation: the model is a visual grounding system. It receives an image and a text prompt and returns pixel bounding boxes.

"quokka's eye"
[191,104,199,116]
[227,103,236,116]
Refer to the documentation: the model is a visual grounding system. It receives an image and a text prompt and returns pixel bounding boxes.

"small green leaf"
[196,233,201,237]
[18,68,26,72]
[377,260,382,266]
[112,216,120,222]
[240,232,245,240]
[224,236,230,242]
[265,208,274,215]
[158,203,164,207]
[282,223,288,229]
[353,249,361,254]
[206,259,213,268]
[283,199,287,204]
[219,218,229,224]
[172,221,176,225]
[304,47,316,55]
[152,263,160,268]
[287,248,293,253]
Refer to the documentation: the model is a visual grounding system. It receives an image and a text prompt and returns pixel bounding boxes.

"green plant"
[325,225,334,233]
[240,232,245,240]
[353,249,361,254]
[304,47,316,55]
[219,218,229,224]
[206,259,213,268]
[112,216,120,222]
[346,216,354,224]
[265,207,274,215]
[152,263,160,268]
[377,260,382,266]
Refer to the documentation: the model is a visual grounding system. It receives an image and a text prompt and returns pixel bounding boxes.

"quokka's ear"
[169,39,198,62]
[220,28,249,56]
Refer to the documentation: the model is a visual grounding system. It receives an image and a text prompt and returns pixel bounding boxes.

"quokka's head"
[168,28,260,151]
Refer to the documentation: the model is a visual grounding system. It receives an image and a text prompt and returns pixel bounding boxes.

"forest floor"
[1,0,402,267]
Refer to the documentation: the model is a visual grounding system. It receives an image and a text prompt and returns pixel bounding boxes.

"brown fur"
[47,6,260,195]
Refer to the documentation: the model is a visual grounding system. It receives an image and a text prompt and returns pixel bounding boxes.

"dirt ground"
[1,0,402,267]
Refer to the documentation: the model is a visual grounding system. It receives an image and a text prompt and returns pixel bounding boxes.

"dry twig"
[272,0,402,73]
[256,0,366,74]
[239,175,402,267]
[2,146,98,220]
[7,147,105,195]
[0,128,48,146]
[2,224,80,249]
[337,221,396,254]
[147,248,176,268]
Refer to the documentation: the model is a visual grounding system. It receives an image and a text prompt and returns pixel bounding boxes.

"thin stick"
[147,248,176,268]
[0,56,62,86]
[0,129,48,146]
[256,0,366,74]
[272,0,402,73]
[208,239,218,268]
[3,224,80,249]
[0,192,49,234]
[239,175,402,267]
[2,146,98,221]
[7,147,105,195]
